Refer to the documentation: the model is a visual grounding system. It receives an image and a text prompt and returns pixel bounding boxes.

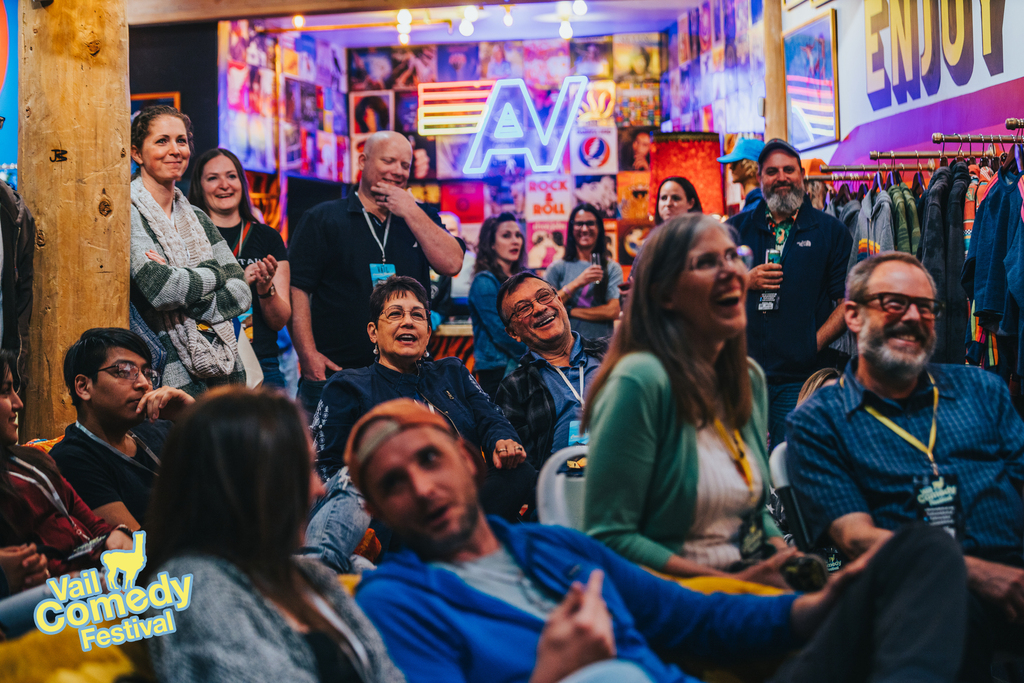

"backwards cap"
[343,398,456,490]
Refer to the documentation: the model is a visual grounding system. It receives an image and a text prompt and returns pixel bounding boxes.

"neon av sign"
[462,76,588,175]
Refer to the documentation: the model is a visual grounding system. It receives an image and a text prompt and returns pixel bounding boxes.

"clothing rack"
[869,150,1003,160]
[820,164,935,172]
[1005,118,1024,130]
[806,174,876,182]
[931,133,1020,144]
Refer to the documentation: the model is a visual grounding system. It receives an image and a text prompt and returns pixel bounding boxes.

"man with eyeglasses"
[49,328,194,531]
[495,273,607,469]
[786,252,1024,677]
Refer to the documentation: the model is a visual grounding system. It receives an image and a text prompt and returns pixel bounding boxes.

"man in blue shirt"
[348,398,969,683]
[727,139,852,448]
[495,273,607,469]
[787,252,1024,676]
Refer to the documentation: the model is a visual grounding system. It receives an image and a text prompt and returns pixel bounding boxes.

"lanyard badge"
[855,374,962,538]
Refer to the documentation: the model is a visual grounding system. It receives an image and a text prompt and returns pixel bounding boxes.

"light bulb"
[292,14,305,29]
[459,18,475,36]
[399,32,410,45]
[559,20,573,40]
[503,7,514,26]
[398,23,412,34]
[572,0,587,15]
[463,5,479,21]
[397,9,412,25]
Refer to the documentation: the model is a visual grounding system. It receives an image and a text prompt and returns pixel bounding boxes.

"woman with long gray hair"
[583,214,797,589]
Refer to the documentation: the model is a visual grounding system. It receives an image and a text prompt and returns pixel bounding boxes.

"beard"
[858,315,936,383]
[764,180,805,216]
[399,497,481,562]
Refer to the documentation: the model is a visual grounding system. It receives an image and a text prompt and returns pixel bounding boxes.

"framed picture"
[130,91,180,114]
[349,90,394,135]
[782,8,838,150]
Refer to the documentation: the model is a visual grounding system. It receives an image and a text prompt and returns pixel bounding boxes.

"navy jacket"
[357,517,799,683]
[728,197,852,383]
[312,358,519,476]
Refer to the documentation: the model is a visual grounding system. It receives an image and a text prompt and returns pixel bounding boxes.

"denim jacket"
[468,270,527,372]
[312,358,519,477]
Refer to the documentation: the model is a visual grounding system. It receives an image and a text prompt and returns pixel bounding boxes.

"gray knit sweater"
[130,203,250,396]
[147,554,406,683]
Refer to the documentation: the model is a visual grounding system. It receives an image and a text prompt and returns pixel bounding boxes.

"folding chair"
[536,445,589,530]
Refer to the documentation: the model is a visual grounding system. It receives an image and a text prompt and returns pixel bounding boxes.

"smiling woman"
[128,107,251,396]
[582,214,799,591]
[188,148,291,389]
[307,275,534,554]
[544,203,623,341]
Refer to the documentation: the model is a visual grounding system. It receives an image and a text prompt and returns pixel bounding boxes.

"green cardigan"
[583,351,780,570]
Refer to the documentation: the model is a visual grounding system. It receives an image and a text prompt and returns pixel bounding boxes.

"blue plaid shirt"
[787,360,1024,566]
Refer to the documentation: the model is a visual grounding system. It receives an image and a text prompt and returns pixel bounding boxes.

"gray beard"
[400,499,481,562]
[765,186,804,216]
[858,318,935,384]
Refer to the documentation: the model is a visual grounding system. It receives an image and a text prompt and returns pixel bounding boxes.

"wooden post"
[763,0,788,141]
[19,0,130,439]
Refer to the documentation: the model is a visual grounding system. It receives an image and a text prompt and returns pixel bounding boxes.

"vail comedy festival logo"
[33,531,193,651]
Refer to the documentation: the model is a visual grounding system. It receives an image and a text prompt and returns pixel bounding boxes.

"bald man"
[289,131,465,418]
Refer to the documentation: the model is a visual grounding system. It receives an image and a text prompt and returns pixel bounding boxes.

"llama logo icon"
[101,531,147,591]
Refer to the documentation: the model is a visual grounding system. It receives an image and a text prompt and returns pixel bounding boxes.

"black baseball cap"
[758,138,802,167]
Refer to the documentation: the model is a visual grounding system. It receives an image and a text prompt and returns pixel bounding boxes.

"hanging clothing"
[887,185,912,253]
[961,169,1023,369]
[852,187,894,272]
[938,162,972,364]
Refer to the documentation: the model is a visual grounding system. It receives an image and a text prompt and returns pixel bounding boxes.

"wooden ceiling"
[128,0,551,26]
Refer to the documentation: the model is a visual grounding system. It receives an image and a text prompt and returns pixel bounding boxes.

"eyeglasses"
[687,248,748,273]
[380,306,429,323]
[97,361,160,386]
[510,289,557,321]
[573,220,598,228]
[856,293,944,320]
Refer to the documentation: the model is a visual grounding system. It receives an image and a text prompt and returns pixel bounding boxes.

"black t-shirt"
[50,420,170,524]
[218,221,290,360]
[289,190,461,369]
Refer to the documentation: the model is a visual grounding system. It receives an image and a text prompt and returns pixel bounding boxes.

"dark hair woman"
[189,148,291,389]
[654,176,703,225]
[0,350,134,581]
[307,275,531,558]
[543,203,624,340]
[467,212,527,399]
[583,214,796,590]
[130,106,251,396]
[144,387,405,683]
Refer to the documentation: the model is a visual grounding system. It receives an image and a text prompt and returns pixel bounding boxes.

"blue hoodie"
[356,518,799,683]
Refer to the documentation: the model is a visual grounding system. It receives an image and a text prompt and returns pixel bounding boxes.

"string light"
[559,20,573,40]
[503,6,514,26]
[292,14,305,29]
[397,9,412,24]
[399,32,410,45]
[459,17,475,36]
[463,5,479,21]
[572,0,587,15]
[398,23,412,34]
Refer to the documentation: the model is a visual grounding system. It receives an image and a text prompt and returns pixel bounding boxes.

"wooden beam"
[762,0,788,140]
[20,0,130,439]
[129,0,551,27]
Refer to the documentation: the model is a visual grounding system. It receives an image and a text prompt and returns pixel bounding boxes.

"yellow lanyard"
[712,418,756,496]
[846,374,940,476]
